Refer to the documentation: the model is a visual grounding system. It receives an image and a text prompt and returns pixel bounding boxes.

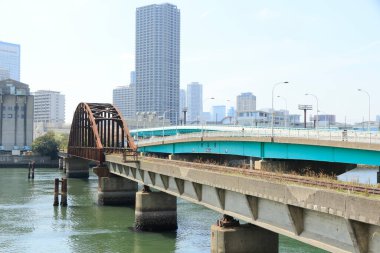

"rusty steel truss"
[68,103,137,163]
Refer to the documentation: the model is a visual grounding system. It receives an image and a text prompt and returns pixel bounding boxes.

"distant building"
[0,68,10,81]
[0,41,20,81]
[236,92,256,117]
[376,115,380,122]
[179,89,186,122]
[135,3,180,124]
[0,79,33,151]
[187,82,202,122]
[113,71,136,119]
[33,90,65,124]
[113,84,136,119]
[212,105,226,123]
[314,114,336,127]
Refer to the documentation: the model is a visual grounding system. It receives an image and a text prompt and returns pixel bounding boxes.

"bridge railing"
[136,128,380,146]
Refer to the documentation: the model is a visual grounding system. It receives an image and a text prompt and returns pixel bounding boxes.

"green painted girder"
[138,140,380,166]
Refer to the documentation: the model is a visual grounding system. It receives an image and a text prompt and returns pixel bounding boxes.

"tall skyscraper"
[33,90,65,124]
[236,92,256,117]
[113,71,136,119]
[0,41,20,81]
[135,3,180,124]
[186,82,203,122]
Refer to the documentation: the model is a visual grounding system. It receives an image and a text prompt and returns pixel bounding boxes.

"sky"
[1,0,380,124]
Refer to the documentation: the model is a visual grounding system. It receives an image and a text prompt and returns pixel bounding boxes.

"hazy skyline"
[1,0,379,123]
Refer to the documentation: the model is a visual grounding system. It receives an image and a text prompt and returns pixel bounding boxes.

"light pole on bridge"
[271,81,289,138]
[357,88,371,132]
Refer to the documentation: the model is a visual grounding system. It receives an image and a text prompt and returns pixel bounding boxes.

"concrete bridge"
[62,103,380,253]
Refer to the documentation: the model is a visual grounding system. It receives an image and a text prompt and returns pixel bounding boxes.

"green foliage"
[55,133,69,150]
[32,132,61,159]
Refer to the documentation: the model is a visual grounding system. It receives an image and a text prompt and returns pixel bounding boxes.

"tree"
[32,132,60,159]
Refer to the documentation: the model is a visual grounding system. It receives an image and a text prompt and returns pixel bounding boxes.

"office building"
[0,41,20,81]
[135,3,180,124]
[212,105,226,123]
[236,92,256,117]
[113,84,136,119]
[33,90,65,124]
[113,71,136,119]
[187,82,202,122]
[0,79,33,151]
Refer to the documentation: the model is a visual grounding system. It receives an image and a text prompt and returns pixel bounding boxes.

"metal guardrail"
[136,128,380,146]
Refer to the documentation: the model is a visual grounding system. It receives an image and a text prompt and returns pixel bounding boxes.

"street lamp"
[277,95,288,128]
[202,97,215,137]
[305,93,319,129]
[358,88,370,131]
[271,81,289,138]
[162,109,175,139]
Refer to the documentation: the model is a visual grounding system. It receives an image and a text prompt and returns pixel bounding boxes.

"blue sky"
[1,0,379,123]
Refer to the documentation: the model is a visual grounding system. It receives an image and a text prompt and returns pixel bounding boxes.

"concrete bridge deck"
[106,154,380,253]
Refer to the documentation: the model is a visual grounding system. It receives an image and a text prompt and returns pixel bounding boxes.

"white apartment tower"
[236,92,256,117]
[186,82,203,123]
[135,3,180,124]
[33,90,65,124]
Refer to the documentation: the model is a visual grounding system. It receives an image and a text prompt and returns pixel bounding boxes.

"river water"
[0,168,326,253]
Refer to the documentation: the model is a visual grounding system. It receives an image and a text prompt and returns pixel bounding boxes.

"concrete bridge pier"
[65,157,90,178]
[211,216,278,253]
[135,187,177,231]
[93,166,137,205]
[98,177,137,205]
[58,158,64,170]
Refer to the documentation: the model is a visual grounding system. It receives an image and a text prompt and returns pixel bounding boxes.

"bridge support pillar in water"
[98,176,137,205]
[135,189,177,231]
[65,157,89,178]
[58,158,64,170]
[211,222,278,253]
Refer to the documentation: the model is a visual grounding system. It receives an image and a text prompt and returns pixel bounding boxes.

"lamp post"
[277,95,288,128]
[305,93,319,129]
[162,109,174,139]
[271,81,289,138]
[358,88,370,132]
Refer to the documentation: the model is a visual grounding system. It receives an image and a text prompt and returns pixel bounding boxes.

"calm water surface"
[0,168,326,253]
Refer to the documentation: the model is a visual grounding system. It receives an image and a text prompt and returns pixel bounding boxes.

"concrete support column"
[135,190,177,231]
[65,157,89,178]
[58,158,64,170]
[211,224,279,253]
[98,176,137,205]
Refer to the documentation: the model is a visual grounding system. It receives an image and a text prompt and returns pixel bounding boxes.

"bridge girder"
[68,103,136,163]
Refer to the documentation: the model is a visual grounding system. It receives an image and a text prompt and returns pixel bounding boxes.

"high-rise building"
[113,71,136,119]
[33,90,65,124]
[113,84,136,119]
[0,79,33,150]
[187,82,203,122]
[236,92,256,117]
[179,89,186,122]
[0,41,20,81]
[212,105,226,123]
[135,3,180,124]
